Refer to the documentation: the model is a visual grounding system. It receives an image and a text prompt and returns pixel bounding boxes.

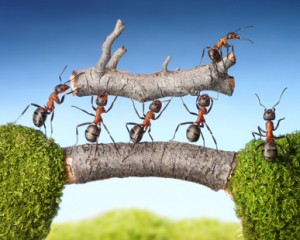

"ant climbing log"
[64,142,236,191]
[70,19,236,102]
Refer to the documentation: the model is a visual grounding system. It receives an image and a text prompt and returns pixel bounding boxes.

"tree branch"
[64,142,236,191]
[70,19,236,102]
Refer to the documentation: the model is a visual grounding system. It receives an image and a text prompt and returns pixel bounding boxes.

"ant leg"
[91,96,97,111]
[274,118,285,131]
[43,123,47,136]
[252,130,265,141]
[253,142,264,180]
[199,47,211,66]
[131,100,144,119]
[204,122,218,150]
[200,129,205,147]
[14,103,42,123]
[170,121,194,141]
[101,121,119,153]
[72,105,96,117]
[180,97,198,116]
[50,111,55,138]
[59,65,68,83]
[147,126,154,142]
[155,98,173,119]
[106,84,126,113]
[75,122,92,145]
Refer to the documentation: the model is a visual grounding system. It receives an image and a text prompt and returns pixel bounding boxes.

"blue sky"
[1,0,300,222]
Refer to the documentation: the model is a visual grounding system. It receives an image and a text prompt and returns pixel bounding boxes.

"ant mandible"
[14,65,73,136]
[200,26,253,66]
[126,98,172,144]
[170,92,218,150]
[252,87,288,173]
[72,79,124,152]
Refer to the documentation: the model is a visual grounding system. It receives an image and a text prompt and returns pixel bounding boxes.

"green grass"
[47,209,243,240]
[0,124,65,240]
[228,132,300,240]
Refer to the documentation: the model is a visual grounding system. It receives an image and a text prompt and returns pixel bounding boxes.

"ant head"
[255,87,287,120]
[197,94,211,107]
[96,92,108,106]
[263,108,276,121]
[226,26,254,43]
[227,32,240,40]
[54,84,69,93]
[149,100,162,113]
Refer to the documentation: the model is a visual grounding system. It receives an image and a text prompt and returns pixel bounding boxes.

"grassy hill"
[47,209,243,240]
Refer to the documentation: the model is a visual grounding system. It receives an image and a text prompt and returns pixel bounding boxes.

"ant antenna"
[234,26,254,33]
[255,93,266,109]
[59,65,68,83]
[240,37,254,44]
[272,87,287,109]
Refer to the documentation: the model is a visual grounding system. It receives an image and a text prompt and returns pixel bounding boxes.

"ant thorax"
[263,109,276,121]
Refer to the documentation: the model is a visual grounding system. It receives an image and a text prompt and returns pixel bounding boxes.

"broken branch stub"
[70,19,236,102]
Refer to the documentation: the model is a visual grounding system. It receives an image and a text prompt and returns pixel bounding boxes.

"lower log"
[64,142,236,191]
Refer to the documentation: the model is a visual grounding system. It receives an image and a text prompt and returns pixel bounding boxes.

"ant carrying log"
[14,65,76,136]
[252,87,289,177]
[126,98,172,144]
[72,79,124,153]
[170,92,218,150]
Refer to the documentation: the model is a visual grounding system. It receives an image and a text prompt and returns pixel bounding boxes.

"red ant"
[14,65,75,136]
[252,87,288,175]
[72,80,124,152]
[126,98,172,143]
[170,92,218,150]
[200,26,253,66]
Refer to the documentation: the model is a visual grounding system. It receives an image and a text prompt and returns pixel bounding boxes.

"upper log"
[69,19,236,102]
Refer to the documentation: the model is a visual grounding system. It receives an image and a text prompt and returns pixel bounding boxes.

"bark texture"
[64,142,236,191]
[70,19,236,102]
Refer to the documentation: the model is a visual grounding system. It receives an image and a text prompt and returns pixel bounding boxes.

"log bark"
[69,19,236,102]
[64,142,236,191]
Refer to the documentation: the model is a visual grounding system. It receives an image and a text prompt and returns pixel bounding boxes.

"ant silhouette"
[170,92,218,150]
[14,65,75,136]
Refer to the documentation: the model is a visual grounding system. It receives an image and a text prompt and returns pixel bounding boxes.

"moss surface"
[228,132,300,240]
[0,124,65,240]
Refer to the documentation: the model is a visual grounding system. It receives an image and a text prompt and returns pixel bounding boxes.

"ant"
[252,87,288,175]
[200,26,253,67]
[126,98,172,144]
[72,79,124,152]
[170,92,218,150]
[14,65,74,136]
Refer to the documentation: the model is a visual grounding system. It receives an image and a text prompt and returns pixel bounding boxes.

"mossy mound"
[228,132,300,240]
[0,124,65,240]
